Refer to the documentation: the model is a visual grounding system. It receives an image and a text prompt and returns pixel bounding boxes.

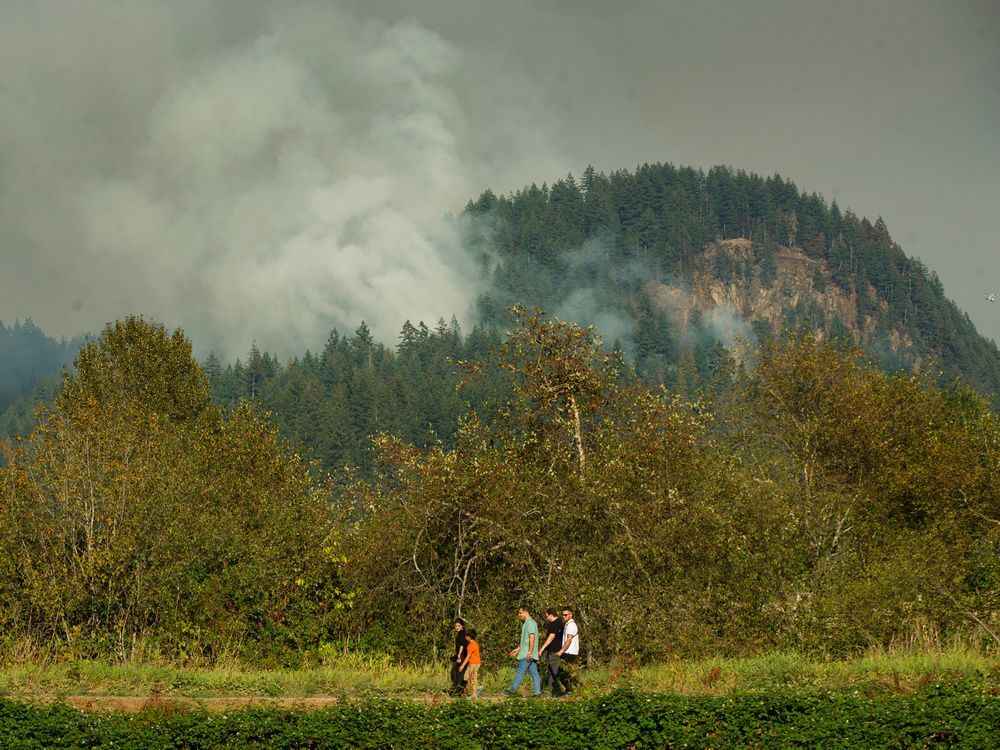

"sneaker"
[475,686,483,697]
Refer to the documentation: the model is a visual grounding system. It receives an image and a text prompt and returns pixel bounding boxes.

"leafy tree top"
[58,316,210,423]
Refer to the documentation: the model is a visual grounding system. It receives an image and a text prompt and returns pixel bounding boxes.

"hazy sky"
[1,0,998,356]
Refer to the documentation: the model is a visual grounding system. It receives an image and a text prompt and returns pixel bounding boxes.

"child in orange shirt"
[460,629,483,699]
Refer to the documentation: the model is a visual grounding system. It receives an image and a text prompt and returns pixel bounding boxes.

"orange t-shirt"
[466,639,481,665]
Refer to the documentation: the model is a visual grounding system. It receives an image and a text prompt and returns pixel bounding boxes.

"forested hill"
[0,320,82,413]
[462,163,1000,398]
[3,164,999,470]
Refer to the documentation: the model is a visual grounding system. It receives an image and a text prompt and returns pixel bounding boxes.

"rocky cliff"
[648,239,914,354]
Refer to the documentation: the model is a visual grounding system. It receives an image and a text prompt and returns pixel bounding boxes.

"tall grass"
[0,652,445,699]
[627,645,999,696]
[0,642,996,700]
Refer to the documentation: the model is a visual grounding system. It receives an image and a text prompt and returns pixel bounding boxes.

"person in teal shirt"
[506,605,541,696]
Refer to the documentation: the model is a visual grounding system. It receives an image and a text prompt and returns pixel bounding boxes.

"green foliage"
[60,317,211,423]
[711,333,1000,653]
[756,240,779,287]
[2,314,998,668]
[344,316,1000,662]
[0,683,997,749]
[201,318,505,476]
[0,375,59,444]
[0,318,347,662]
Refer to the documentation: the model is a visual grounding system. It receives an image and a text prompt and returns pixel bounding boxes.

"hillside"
[464,163,1000,399]
[3,163,999,463]
[649,239,909,358]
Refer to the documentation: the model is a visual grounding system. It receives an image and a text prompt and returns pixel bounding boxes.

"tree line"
[1,315,997,665]
[0,320,82,415]
[202,317,507,477]
[5,162,1000,453]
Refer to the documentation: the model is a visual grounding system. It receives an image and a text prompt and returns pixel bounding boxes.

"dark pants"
[558,654,578,693]
[450,658,466,694]
[543,652,563,695]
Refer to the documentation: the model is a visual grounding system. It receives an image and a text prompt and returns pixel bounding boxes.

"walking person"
[538,608,565,696]
[450,618,469,696]
[556,606,580,695]
[506,605,541,697]
[460,629,483,699]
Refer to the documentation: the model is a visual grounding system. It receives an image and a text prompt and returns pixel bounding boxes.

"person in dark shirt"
[451,618,468,696]
[538,608,565,696]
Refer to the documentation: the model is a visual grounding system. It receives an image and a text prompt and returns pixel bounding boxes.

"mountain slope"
[3,162,998,466]
[464,163,1000,398]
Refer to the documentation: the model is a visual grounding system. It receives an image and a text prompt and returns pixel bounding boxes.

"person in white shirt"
[556,606,580,694]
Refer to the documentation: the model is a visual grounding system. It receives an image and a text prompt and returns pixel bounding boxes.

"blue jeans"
[508,658,540,695]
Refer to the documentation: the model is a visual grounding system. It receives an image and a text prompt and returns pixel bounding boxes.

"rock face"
[646,238,912,352]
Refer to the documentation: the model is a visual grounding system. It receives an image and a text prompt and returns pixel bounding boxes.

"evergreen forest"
[0,320,82,415]
[464,163,999,397]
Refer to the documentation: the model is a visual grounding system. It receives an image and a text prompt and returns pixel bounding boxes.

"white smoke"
[0,1,565,358]
[551,235,646,351]
[701,303,751,345]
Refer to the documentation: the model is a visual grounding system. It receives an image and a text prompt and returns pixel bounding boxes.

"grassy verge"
[0,647,996,700]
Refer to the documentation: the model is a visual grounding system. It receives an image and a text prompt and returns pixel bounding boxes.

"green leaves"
[1,683,997,749]
[3,313,998,665]
[60,317,211,423]
[0,320,348,661]
[345,321,1000,662]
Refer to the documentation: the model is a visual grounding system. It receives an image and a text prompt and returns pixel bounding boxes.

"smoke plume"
[0,1,563,357]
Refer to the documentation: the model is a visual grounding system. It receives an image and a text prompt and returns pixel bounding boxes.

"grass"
[0,652,442,700]
[0,646,996,701]
[626,647,999,695]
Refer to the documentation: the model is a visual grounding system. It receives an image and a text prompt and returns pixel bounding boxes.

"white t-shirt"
[561,619,580,656]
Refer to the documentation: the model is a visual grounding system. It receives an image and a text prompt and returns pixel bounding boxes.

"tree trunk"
[569,395,585,480]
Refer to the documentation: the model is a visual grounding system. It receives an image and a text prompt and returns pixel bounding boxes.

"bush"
[0,683,997,749]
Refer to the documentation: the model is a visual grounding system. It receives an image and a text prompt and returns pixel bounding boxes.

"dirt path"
[29,692,504,712]
[65,695,340,712]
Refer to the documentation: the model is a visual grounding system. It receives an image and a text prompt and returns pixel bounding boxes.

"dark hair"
[468,628,477,640]
[454,617,466,628]
[545,608,558,617]
[518,604,530,613]
[561,606,574,616]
